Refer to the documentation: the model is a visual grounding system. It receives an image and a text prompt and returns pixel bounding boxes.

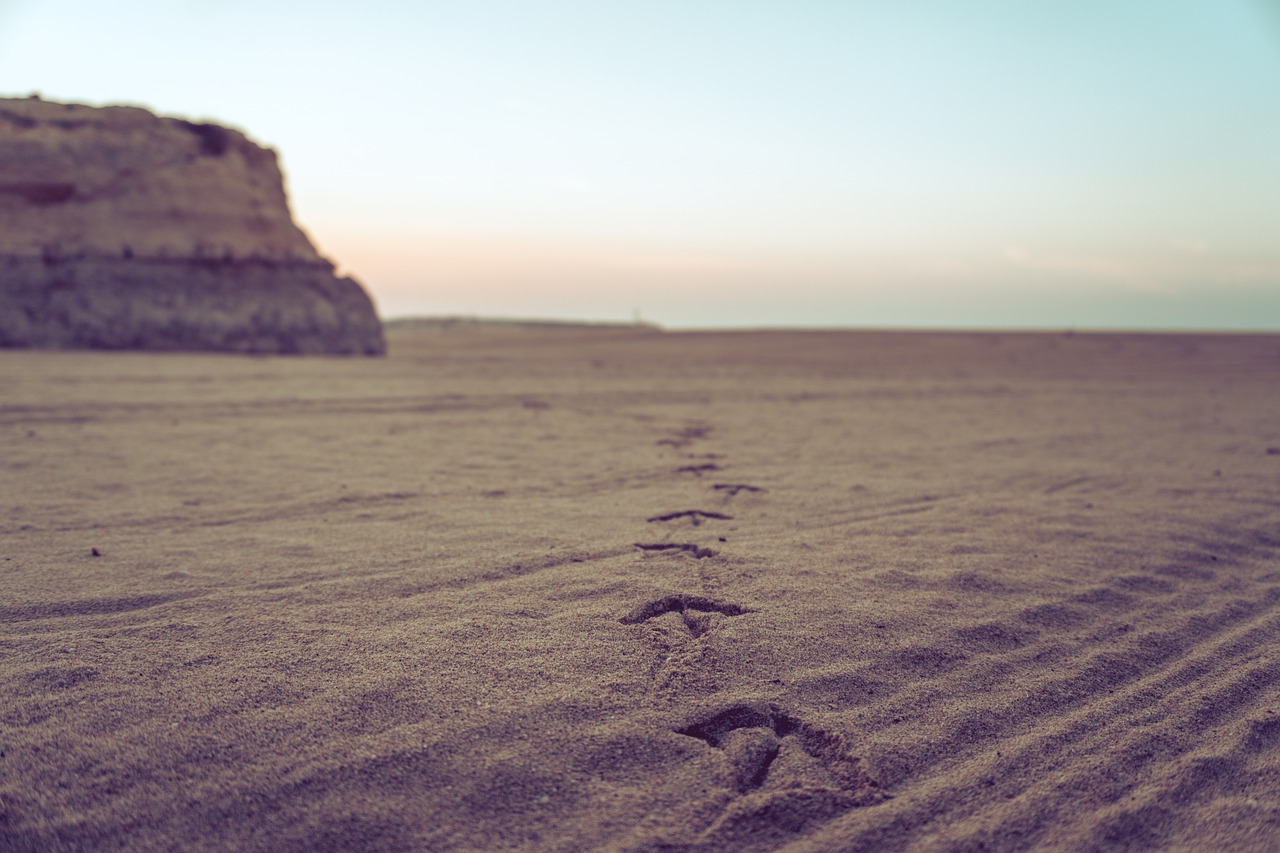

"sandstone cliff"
[0,97,384,354]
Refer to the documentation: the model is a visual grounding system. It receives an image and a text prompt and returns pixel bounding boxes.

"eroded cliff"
[0,97,384,354]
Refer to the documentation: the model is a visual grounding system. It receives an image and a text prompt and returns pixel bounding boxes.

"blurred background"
[2,0,1278,329]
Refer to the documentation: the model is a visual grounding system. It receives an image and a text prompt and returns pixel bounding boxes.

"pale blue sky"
[2,0,1278,328]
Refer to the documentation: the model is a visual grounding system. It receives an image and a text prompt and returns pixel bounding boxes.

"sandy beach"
[3,324,1279,851]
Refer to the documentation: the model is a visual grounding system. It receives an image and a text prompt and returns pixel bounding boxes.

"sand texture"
[3,326,1279,851]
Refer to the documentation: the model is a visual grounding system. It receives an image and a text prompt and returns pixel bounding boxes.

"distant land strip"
[383,316,663,332]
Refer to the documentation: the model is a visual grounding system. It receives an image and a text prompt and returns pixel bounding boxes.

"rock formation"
[0,97,385,354]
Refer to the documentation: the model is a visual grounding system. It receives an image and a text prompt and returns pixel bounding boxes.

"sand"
[2,325,1279,851]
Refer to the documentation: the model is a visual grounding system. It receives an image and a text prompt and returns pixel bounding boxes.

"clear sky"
[2,0,1278,329]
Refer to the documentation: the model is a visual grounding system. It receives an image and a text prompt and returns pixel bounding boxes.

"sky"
[2,0,1279,329]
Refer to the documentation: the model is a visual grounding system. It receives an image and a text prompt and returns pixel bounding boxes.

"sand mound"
[1,328,1278,850]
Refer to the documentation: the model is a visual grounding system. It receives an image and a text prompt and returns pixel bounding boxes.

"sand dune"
[2,326,1279,851]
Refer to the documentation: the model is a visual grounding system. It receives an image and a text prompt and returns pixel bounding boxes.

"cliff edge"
[0,97,385,354]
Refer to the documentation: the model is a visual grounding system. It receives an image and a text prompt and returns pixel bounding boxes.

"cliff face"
[0,97,385,354]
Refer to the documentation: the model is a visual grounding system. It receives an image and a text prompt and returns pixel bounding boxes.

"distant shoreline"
[382,315,662,332]
[381,316,1278,337]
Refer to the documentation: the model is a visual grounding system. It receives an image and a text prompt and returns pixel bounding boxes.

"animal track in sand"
[646,510,734,526]
[633,543,719,559]
[712,483,765,497]
[620,593,754,638]
[622,595,752,696]
[656,424,713,449]
[676,701,879,797]
[680,705,780,793]
[674,463,722,477]
[664,705,884,849]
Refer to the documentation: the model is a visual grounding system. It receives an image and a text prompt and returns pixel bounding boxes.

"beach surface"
[3,324,1279,851]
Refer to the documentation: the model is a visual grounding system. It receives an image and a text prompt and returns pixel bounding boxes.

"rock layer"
[0,97,384,354]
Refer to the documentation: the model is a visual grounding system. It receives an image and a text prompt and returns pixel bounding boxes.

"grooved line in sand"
[633,542,719,559]
[27,490,422,535]
[840,606,1280,850]
[791,495,946,531]
[825,577,1280,850]
[0,591,206,624]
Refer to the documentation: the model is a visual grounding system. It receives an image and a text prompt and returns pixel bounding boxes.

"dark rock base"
[0,257,385,355]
